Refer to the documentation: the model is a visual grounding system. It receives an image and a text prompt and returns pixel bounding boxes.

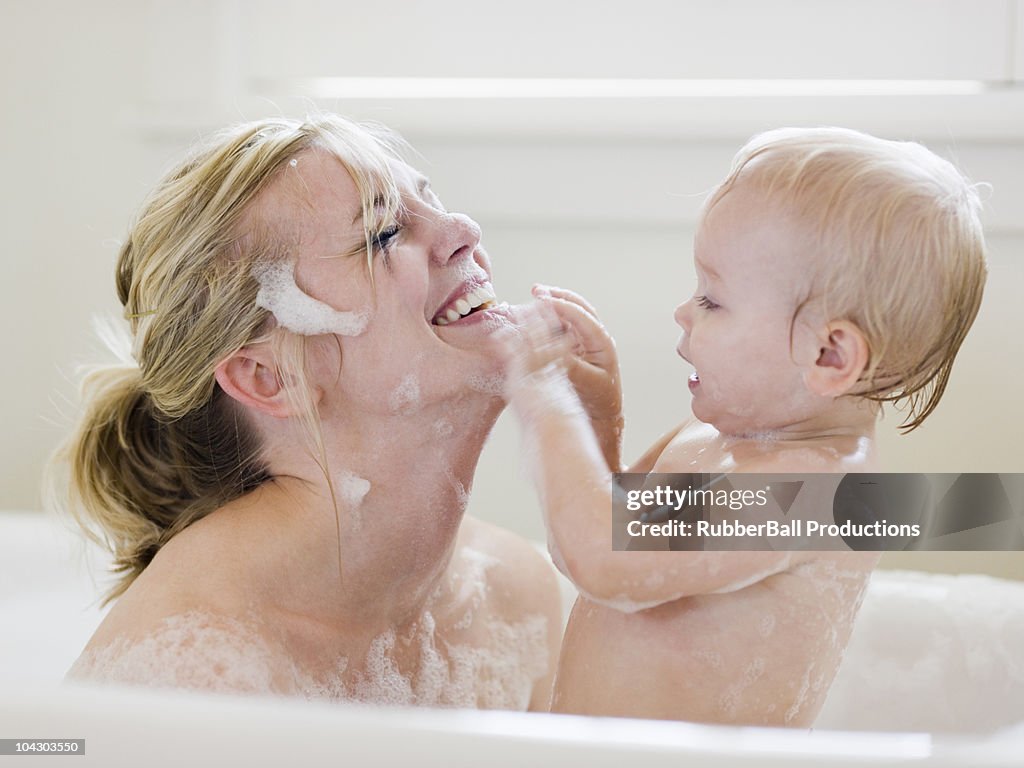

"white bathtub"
[2,510,1022,767]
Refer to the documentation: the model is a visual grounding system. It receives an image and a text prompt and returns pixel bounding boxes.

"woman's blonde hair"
[705,126,988,432]
[48,114,403,601]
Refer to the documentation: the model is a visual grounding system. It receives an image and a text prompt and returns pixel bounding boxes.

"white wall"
[3,1,1022,576]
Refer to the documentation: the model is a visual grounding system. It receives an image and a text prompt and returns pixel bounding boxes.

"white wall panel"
[1016,0,1024,80]
[409,137,1024,234]
[131,89,1024,144]
[241,0,1010,81]
[130,2,1024,142]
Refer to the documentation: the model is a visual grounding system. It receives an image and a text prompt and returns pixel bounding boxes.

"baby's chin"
[691,404,780,440]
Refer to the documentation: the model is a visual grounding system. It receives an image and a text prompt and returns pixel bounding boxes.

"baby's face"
[674,183,823,436]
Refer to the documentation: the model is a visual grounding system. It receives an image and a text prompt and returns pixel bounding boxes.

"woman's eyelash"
[371,224,402,253]
[696,295,719,310]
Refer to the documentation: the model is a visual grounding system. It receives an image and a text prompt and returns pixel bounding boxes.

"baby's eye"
[696,295,720,310]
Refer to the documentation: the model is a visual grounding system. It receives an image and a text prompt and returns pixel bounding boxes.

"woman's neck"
[254,390,504,631]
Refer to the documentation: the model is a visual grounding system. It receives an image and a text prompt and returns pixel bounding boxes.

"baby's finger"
[538,295,617,368]
[518,303,573,369]
[533,284,600,320]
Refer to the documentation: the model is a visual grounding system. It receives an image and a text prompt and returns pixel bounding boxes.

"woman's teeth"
[434,285,496,325]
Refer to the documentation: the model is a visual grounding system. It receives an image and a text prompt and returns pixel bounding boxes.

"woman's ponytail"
[47,114,403,602]
[56,359,268,602]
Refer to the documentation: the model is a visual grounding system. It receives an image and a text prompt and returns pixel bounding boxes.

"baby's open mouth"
[432,283,496,325]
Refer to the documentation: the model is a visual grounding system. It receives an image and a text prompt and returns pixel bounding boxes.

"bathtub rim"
[0,682,1019,768]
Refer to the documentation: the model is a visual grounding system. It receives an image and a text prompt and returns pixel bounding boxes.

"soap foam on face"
[388,374,421,414]
[255,260,369,336]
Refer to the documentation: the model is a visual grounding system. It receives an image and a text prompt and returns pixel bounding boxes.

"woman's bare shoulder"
[456,516,563,710]
[72,510,294,694]
[69,606,293,695]
[457,516,562,622]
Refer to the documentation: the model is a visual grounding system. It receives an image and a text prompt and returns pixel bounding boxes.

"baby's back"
[553,552,876,725]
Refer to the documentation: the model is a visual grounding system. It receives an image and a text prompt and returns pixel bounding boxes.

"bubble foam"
[467,373,506,396]
[389,374,421,414]
[68,612,283,695]
[255,260,369,336]
[71,600,548,710]
[303,611,549,710]
[336,470,371,524]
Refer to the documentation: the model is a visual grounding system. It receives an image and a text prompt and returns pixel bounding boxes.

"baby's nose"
[674,300,692,330]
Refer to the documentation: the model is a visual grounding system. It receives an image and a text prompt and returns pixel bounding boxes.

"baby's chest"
[570,575,824,675]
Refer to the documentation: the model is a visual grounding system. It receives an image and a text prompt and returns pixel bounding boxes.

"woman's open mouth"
[432,283,497,326]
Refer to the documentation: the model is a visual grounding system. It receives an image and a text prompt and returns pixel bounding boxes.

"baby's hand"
[532,285,624,470]
[497,302,578,412]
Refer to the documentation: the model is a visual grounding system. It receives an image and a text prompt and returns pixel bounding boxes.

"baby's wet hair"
[704,127,987,432]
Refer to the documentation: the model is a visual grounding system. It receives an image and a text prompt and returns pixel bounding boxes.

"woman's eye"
[371,224,402,254]
[696,295,720,310]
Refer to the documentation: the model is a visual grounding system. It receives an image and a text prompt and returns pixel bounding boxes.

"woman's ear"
[215,345,296,418]
[803,320,870,397]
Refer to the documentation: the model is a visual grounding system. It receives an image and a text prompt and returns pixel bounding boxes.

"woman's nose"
[432,212,481,265]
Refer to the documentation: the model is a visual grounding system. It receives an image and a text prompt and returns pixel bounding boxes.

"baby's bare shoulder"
[652,421,720,471]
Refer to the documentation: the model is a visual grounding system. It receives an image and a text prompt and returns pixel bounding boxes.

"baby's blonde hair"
[705,127,987,432]
[47,114,404,601]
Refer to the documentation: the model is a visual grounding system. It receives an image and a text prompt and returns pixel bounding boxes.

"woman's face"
[251,149,513,415]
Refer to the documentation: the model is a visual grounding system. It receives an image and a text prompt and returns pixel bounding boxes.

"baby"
[500,127,987,725]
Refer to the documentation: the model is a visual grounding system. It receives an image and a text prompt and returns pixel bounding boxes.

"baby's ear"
[215,342,318,418]
[804,320,870,397]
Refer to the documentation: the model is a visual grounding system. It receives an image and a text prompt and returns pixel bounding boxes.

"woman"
[53,114,593,709]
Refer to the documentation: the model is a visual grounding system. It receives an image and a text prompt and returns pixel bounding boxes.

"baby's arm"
[502,309,808,612]
[530,285,624,472]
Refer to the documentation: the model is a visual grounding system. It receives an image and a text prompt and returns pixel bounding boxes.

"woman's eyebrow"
[351,176,431,225]
[351,194,386,224]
